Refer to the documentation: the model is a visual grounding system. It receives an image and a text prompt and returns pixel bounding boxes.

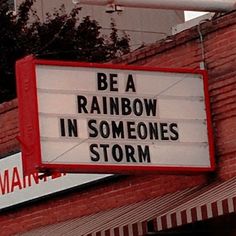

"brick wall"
[0,174,206,235]
[0,99,19,159]
[1,10,236,235]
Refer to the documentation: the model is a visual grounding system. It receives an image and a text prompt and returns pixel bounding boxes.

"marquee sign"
[16,56,215,175]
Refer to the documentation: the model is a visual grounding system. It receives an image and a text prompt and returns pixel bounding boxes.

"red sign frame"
[16,55,215,175]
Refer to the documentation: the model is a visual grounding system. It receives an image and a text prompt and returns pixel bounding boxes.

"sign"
[16,56,215,175]
[0,153,110,210]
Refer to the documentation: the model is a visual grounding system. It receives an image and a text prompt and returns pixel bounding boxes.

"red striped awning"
[21,176,236,236]
[152,177,236,232]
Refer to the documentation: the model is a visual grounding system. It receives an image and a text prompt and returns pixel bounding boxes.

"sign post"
[16,56,215,175]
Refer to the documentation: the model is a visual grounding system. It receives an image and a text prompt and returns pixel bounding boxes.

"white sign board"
[0,153,109,210]
[16,57,215,174]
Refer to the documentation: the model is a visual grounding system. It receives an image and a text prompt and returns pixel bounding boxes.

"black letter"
[125,145,137,162]
[112,145,123,162]
[169,123,179,141]
[68,119,78,137]
[110,97,119,115]
[60,118,66,137]
[127,121,136,139]
[137,122,148,140]
[88,119,98,138]
[97,72,108,90]
[102,97,108,114]
[112,121,125,139]
[77,95,88,113]
[121,98,132,115]
[160,123,169,140]
[100,121,110,138]
[133,99,143,116]
[149,122,159,140]
[125,74,136,92]
[138,145,151,163]
[90,144,100,162]
[100,144,109,162]
[90,96,101,114]
[144,99,157,116]
[110,74,118,91]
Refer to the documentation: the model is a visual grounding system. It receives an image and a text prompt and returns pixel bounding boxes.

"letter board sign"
[16,56,215,175]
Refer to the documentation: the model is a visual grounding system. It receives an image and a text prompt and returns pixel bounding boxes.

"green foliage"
[0,0,130,103]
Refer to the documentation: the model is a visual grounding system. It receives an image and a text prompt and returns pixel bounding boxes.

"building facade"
[14,0,184,50]
[1,8,236,236]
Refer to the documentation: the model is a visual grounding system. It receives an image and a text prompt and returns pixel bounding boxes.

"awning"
[20,176,236,236]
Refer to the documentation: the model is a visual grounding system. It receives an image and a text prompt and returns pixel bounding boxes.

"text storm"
[36,64,212,172]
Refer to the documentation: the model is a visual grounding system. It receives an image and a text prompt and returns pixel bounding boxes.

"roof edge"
[112,10,236,65]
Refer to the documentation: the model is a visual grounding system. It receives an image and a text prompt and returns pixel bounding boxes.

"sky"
[184,11,208,21]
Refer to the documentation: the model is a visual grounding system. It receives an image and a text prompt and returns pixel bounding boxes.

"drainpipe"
[72,0,236,12]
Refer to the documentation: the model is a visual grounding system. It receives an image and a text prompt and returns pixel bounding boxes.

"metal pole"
[74,0,236,12]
